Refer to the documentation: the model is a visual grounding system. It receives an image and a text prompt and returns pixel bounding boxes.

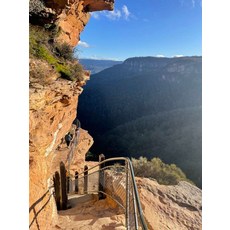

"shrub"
[31,42,72,78]
[111,163,125,173]
[71,62,84,81]
[29,25,50,57]
[29,24,85,83]
[132,156,194,185]
[54,42,74,61]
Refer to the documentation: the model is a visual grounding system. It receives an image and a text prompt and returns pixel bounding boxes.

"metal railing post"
[75,171,79,193]
[67,176,70,194]
[99,154,106,199]
[53,171,60,210]
[60,162,68,210]
[84,165,88,194]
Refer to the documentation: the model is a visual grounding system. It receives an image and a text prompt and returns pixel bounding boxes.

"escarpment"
[29,1,114,229]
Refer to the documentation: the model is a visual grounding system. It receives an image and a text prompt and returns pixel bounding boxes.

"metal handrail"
[127,158,148,230]
[71,157,128,178]
[67,119,81,173]
[69,157,148,230]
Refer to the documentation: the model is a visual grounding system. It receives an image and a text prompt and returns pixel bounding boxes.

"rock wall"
[29,78,89,229]
[29,1,114,229]
[29,0,114,46]
[56,0,113,46]
[56,0,91,47]
[137,178,202,230]
[49,128,95,177]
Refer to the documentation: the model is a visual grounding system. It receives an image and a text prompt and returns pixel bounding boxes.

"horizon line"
[79,55,202,61]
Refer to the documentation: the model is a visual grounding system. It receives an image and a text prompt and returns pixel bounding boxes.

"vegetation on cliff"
[132,157,194,185]
[29,24,85,83]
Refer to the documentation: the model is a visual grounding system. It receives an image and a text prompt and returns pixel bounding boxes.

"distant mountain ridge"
[79,59,123,74]
[92,56,201,81]
[78,56,202,187]
[123,56,201,74]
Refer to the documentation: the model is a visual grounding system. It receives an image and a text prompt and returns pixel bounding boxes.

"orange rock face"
[83,0,114,11]
[29,0,115,228]
[50,128,95,176]
[55,0,114,46]
[57,1,91,47]
[137,178,202,230]
[29,78,93,229]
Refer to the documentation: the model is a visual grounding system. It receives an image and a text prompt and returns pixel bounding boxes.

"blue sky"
[76,0,202,61]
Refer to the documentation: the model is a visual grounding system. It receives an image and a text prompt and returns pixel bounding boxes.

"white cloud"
[105,9,121,20]
[90,5,132,21]
[87,55,122,61]
[122,5,130,20]
[90,12,99,19]
[156,54,165,58]
[78,41,90,48]
[173,55,184,57]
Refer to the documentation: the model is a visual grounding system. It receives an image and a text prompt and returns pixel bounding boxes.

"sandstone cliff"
[29,77,94,229]
[29,1,114,229]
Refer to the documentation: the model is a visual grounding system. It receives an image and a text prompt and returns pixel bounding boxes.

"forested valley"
[78,56,202,187]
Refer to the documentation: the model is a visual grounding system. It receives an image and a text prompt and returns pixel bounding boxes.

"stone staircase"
[54,194,126,230]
